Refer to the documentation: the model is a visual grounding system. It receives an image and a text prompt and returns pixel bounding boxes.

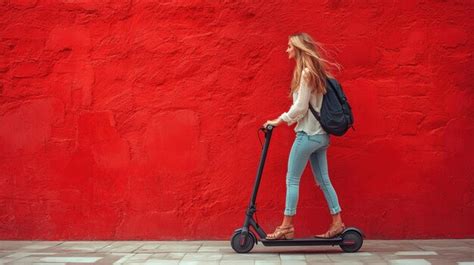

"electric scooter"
[230,125,364,253]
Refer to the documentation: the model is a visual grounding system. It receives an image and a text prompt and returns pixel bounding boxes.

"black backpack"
[309,78,354,136]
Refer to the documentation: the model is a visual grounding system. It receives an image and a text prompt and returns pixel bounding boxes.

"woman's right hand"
[263,118,283,128]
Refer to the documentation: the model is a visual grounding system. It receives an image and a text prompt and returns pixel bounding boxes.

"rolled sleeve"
[279,69,312,125]
[279,112,296,125]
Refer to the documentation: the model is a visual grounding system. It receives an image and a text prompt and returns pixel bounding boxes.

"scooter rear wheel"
[339,230,363,252]
[230,230,256,253]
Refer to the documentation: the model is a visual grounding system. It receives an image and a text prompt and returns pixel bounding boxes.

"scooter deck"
[261,237,343,246]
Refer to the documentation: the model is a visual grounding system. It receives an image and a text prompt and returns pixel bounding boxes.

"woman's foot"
[314,222,345,238]
[266,225,295,240]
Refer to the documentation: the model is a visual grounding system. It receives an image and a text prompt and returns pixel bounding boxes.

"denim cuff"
[330,206,342,215]
[284,209,296,216]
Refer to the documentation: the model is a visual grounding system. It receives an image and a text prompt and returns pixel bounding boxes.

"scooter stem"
[249,125,273,207]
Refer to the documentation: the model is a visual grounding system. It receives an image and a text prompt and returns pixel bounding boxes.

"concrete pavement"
[0,239,473,264]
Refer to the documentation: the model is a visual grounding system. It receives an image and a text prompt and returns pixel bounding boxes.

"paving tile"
[222,253,280,260]
[0,241,35,251]
[428,247,474,257]
[254,261,280,265]
[379,254,402,262]
[332,261,365,265]
[280,254,306,260]
[156,244,202,253]
[39,256,103,263]
[29,263,66,265]
[358,261,390,265]
[110,253,135,264]
[4,252,39,259]
[389,259,431,265]
[50,241,112,252]
[20,241,63,250]
[422,258,462,265]
[416,240,474,252]
[124,253,153,262]
[429,250,474,260]
[1,252,59,264]
[4,256,45,264]
[198,246,231,252]
[332,258,387,263]
[461,240,474,246]
[182,253,222,260]
[363,240,423,252]
[412,240,471,248]
[135,243,162,252]
[280,260,308,265]
[394,251,438,256]
[304,254,331,262]
[153,241,205,245]
[0,258,13,264]
[179,261,219,265]
[98,241,144,252]
[332,252,373,258]
[145,260,180,265]
[201,241,229,246]
[91,253,131,264]
[150,252,186,259]
[341,252,374,256]
[327,252,385,263]
[221,261,256,265]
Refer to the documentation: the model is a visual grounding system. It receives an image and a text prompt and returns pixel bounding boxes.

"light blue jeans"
[284,131,342,216]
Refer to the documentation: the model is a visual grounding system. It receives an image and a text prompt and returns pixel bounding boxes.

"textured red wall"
[1,1,473,240]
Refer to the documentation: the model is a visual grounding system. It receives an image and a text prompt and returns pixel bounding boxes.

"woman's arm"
[279,69,311,125]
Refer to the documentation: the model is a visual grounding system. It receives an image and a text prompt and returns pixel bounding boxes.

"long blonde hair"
[289,32,341,95]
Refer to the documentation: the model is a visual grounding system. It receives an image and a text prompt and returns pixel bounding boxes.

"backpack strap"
[308,79,333,122]
[308,103,320,122]
[327,78,345,105]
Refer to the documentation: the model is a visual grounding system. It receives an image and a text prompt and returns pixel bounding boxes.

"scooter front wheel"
[230,230,256,253]
[339,230,363,253]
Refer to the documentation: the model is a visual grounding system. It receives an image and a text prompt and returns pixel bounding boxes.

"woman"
[263,32,344,240]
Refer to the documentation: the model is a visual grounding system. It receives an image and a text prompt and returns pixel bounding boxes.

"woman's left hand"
[263,118,283,128]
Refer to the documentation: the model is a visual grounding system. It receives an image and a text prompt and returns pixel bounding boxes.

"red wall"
[1,1,473,240]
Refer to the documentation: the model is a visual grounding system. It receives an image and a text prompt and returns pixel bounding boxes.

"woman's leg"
[284,132,320,217]
[309,139,341,215]
[309,135,344,237]
[267,132,323,240]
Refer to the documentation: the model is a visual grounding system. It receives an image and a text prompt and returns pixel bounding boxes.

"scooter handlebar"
[260,125,274,132]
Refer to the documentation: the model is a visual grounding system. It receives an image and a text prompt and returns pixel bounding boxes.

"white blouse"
[279,68,326,135]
